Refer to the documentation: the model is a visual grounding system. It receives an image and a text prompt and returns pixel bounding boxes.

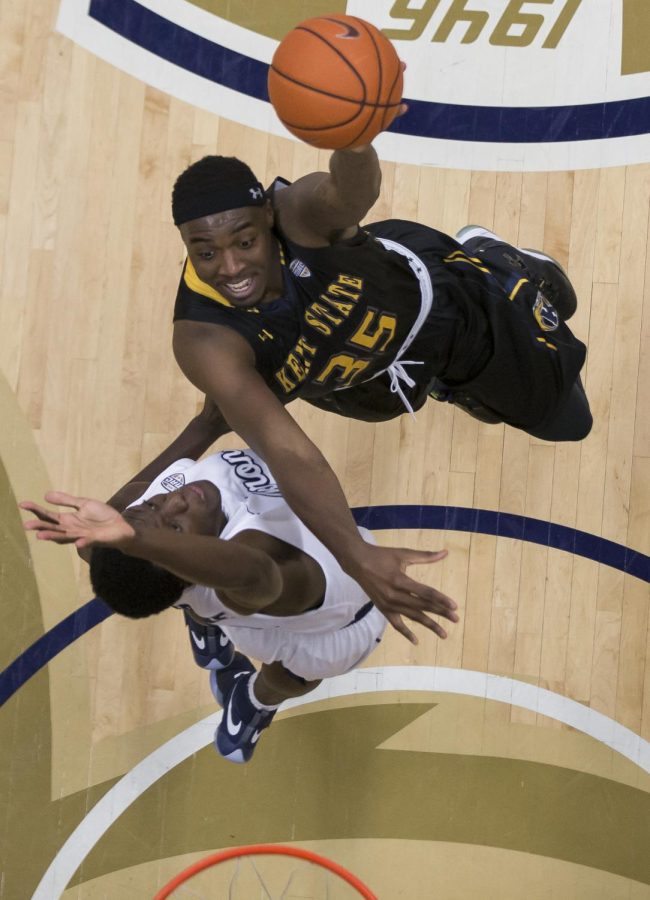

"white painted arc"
[31,666,650,899]
[55,0,650,172]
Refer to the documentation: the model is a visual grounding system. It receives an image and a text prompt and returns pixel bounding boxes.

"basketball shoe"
[183,609,235,670]
[455,225,577,321]
[210,653,277,764]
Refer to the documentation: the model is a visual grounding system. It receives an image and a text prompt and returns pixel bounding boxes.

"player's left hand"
[20,492,135,549]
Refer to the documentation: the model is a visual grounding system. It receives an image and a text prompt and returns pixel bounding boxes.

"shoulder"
[173,319,255,361]
[172,320,259,401]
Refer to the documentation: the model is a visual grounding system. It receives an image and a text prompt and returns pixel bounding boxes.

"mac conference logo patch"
[58,0,650,171]
[161,473,186,492]
[289,259,311,278]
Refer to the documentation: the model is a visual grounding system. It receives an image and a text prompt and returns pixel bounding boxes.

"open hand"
[348,543,458,643]
[20,492,135,549]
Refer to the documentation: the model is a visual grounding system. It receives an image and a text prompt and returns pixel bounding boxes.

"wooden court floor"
[1,0,649,897]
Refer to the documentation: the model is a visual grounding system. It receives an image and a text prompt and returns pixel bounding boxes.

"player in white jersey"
[22,427,457,763]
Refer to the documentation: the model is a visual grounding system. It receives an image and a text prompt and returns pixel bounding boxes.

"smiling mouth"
[224,277,254,296]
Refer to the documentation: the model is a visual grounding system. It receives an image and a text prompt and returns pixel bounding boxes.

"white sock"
[248,672,279,711]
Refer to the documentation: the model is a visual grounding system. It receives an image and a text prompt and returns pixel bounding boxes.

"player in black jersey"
[170,144,590,644]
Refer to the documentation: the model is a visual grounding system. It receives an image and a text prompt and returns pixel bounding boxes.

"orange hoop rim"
[153,844,377,899]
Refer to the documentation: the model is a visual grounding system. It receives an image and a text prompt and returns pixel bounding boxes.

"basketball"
[268,15,403,150]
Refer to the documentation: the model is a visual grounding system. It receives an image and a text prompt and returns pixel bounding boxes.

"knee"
[556,407,592,442]
[575,408,593,440]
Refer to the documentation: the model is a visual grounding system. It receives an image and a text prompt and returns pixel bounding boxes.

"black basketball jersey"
[173,213,586,430]
[173,221,463,399]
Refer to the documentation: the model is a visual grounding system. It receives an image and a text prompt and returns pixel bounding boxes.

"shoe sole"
[215,744,246,764]
[456,224,567,274]
[456,224,575,319]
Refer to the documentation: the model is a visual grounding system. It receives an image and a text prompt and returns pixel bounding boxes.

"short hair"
[171,155,266,225]
[90,546,188,618]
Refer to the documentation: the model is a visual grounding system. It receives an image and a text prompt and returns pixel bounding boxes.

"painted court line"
[31,666,650,899]
[4,505,648,708]
[56,0,650,170]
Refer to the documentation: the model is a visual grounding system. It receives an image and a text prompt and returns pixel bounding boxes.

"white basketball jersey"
[131,450,373,633]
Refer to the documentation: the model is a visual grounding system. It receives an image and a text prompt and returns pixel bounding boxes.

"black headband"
[172,181,267,226]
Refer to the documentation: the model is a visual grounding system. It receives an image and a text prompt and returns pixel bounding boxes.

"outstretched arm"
[275,144,382,246]
[274,78,406,247]
[23,397,232,564]
[174,323,459,642]
[20,493,282,613]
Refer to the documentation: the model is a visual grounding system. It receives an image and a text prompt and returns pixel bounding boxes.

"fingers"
[394,549,458,619]
[379,582,458,642]
[30,528,76,544]
[22,519,50,532]
[19,501,60,525]
[44,490,85,509]
[386,608,449,643]
[386,613,418,646]
[22,517,64,534]
[410,611,448,640]
[386,612,448,642]
[21,503,79,545]
[357,544,459,641]
[400,580,458,619]
[402,548,448,565]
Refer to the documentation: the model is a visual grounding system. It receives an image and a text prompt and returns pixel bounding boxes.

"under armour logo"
[249,187,263,200]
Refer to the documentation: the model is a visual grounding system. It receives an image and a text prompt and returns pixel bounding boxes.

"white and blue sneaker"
[183,609,235,670]
[210,653,277,764]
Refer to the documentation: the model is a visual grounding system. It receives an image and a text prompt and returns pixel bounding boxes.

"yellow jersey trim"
[183,241,286,309]
[508,277,528,301]
[443,251,491,274]
[184,259,233,307]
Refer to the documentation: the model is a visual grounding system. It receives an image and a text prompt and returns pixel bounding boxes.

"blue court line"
[354,506,649,582]
[1,505,648,708]
[88,0,650,144]
[0,599,113,707]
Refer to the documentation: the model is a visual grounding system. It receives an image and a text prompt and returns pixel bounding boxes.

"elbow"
[228,557,283,614]
[257,556,283,606]
[348,173,381,222]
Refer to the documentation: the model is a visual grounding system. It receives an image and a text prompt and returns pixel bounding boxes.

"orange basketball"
[268,15,403,150]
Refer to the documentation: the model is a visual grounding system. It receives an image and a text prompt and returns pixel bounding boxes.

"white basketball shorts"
[220,605,387,681]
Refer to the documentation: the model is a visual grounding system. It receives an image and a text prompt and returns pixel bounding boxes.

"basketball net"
[154,844,377,899]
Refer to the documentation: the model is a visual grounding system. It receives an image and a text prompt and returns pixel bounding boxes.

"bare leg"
[254,661,321,706]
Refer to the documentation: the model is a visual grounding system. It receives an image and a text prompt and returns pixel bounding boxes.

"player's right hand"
[347,543,458,643]
[20,492,135,549]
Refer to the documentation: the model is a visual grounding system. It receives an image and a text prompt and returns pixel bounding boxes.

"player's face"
[122,481,226,535]
[180,203,282,308]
